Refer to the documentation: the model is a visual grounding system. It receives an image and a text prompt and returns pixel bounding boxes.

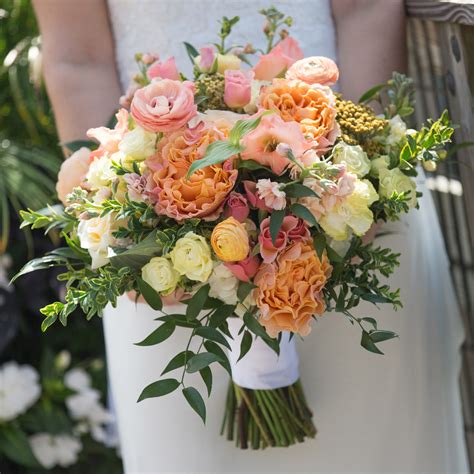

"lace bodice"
[107,0,336,91]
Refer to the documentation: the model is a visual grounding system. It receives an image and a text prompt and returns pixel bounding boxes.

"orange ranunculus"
[259,78,339,151]
[254,242,332,337]
[211,217,250,262]
[148,124,237,221]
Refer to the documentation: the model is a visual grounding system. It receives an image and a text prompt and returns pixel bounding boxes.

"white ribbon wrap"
[226,318,299,390]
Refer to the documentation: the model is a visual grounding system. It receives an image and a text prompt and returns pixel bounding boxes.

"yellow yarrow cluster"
[195,73,229,111]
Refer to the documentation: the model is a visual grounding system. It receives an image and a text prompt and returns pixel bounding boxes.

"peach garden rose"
[286,56,339,86]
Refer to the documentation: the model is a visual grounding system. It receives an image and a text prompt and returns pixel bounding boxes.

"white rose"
[141,256,180,295]
[169,232,213,283]
[77,214,115,269]
[30,433,82,469]
[332,142,371,177]
[208,263,239,305]
[119,126,156,160]
[244,80,270,114]
[379,167,417,208]
[386,115,407,146]
[370,155,390,178]
[0,362,41,421]
[86,155,115,190]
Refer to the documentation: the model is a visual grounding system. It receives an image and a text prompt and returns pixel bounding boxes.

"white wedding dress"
[103,1,469,472]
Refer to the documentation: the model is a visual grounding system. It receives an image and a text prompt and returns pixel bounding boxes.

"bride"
[33,0,469,472]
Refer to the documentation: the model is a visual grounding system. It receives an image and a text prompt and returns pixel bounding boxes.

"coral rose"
[211,217,250,262]
[259,79,339,151]
[131,79,197,133]
[255,242,332,337]
[56,147,91,204]
[224,70,253,109]
[148,124,237,221]
[286,56,339,86]
[224,192,249,222]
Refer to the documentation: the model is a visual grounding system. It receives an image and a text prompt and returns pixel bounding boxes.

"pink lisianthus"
[253,37,303,81]
[256,179,286,210]
[56,147,91,204]
[224,192,250,222]
[131,79,197,133]
[243,181,269,211]
[224,70,253,109]
[87,109,129,153]
[240,113,308,175]
[286,56,339,86]
[147,57,180,80]
[199,47,215,71]
[225,255,260,282]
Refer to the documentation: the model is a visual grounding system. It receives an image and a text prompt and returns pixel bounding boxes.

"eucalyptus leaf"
[209,304,236,328]
[243,312,279,354]
[360,331,384,355]
[313,233,326,260]
[203,341,232,376]
[368,329,398,343]
[161,350,194,375]
[199,366,213,397]
[237,281,257,302]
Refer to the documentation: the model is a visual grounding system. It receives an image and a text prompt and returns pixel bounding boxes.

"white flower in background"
[29,433,82,469]
[208,264,239,305]
[119,126,156,160]
[379,167,418,209]
[386,115,407,146]
[370,155,390,178]
[332,142,371,177]
[0,254,12,289]
[141,256,180,295]
[0,362,41,421]
[55,351,71,371]
[64,368,91,392]
[77,214,115,269]
[85,155,115,190]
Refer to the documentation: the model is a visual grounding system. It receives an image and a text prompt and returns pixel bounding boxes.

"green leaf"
[360,331,384,355]
[284,183,318,198]
[237,159,271,171]
[243,312,279,354]
[204,341,232,376]
[135,321,175,346]
[238,330,253,362]
[336,288,346,312]
[209,304,236,328]
[161,351,194,375]
[186,141,241,178]
[358,83,385,103]
[228,112,270,147]
[61,139,96,153]
[359,292,393,304]
[110,231,162,269]
[361,317,377,329]
[195,326,231,349]
[237,281,257,302]
[269,209,285,245]
[182,386,206,423]
[185,284,210,321]
[12,254,68,283]
[290,203,317,227]
[183,41,199,62]
[186,352,222,373]
[0,425,41,468]
[199,366,213,396]
[313,233,326,260]
[369,330,398,343]
[137,378,180,402]
[136,277,163,311]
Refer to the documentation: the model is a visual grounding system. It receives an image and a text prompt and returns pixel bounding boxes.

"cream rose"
[169,232,213,282]
[217,54,241,73]
[208,263,239,305]
[142,257,180,295]
[332,142,371,177]
[118,126,157,161]
[370,155,390,178]
[379,168,417,208]
[77,215,115,269]
[86,156,115,190]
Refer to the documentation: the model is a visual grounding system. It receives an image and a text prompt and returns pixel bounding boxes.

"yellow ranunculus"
[319,179,378,241]
[169,232,213,282]
[211,217,249,262]
[141,257,180,295]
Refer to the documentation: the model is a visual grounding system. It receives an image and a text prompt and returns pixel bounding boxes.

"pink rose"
[87,109,129,153]
[253,37,303,81]
[259,215,301,263]
[287,218,311,242]
[240,114,308,175]
[243,181,269,211]
[224,70,253,109]
[199,47,215,71]
[147,57,180,80]
[131,80,197,133]
[56,147,91,204]
[256,179,286,210]
[286,56,339,86]
[225,255,260,282]
[224,192,250,222]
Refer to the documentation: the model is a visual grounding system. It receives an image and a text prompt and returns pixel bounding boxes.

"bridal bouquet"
[16,8,453,449]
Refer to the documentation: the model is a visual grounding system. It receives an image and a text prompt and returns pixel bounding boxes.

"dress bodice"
[107,0,336,90]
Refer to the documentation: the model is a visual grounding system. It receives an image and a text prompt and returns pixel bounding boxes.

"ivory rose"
[240,114,308,175]
[141,256,180,295]
[211,217,250,262]
[148,125,237,221]
[286,56,339,86]
[56,147,91,204]
[147,57,179,80]
[255,242,332,337]
[224,70,253,109]
[131,80,197,132]
[253,37,303,81]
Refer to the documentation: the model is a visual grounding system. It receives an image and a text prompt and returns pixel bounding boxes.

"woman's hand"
[362,220,383,245]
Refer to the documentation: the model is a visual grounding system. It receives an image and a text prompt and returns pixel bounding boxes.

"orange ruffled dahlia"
[254,241,332,337]
[148,125,237,221]
[259,78,339,150]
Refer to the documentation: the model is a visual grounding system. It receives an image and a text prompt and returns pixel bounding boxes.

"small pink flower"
[259,215,301,263]
[253,37,303,81]
[224,70,253,109]
[225,255,260,282]
[120,83,140,108]
[224,192,250,222]
[131,80,197,133]
[243,181,269,210]
[142,53,159,65]
[87,109,129,153]
[199,47,215,71]
[240,114,309,175]
[256,179,286,210]
[124,172,153,202]
[147,57,180,80]
[287,218,311,242]
[56,147,91,204]
[286,56,339,86]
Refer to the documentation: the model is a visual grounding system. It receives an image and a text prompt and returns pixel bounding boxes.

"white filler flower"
[30,433,82,469]
[0,362,41,421]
